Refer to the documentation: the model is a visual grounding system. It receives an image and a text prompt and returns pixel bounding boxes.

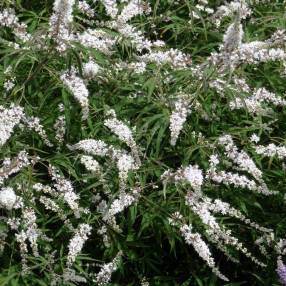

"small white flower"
[3,79,15,92]
[209,155,219,167]
[250,134,260,143]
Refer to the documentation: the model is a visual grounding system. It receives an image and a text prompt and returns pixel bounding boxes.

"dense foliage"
[0,0,286,285]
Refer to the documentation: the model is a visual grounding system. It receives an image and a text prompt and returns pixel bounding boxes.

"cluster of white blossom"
[169,95,192,146]
[250,134,260,143]
[70,138,139,233]
[33,183,58,197]
[114,61,147,74]
[211,25,286,70]
[118,0,150,23]
[179,224,228,281]
[54,115,66,145]
[104,110,135,148]
[105,187,140,218]
[212,0,252,27]
[15,230,29,273]
[161,164,204,192]
[70,139,110,157]
[73,139,139,216]
[0,8,30,41]
[189,0,214,20]
[0,104,24,146]
[209,77,235,96]
[104,109,141,165]
[209,198,272,233]
[62,268,87,284]
[222,21,244,52]
[39,196,62,216]
[140,277,150,286]
[61,68,89,120]
[71,138,125,168]
[49,0,75,51]
[7,217,21,230]
[237,44,286,64]
[138,49,191,69]
[206,143,275,195]
[21,208,41,257]
[93,251,122,285]
[183,165,204,191]
[101,0,118,19]
[207,168,273,194]
[211,42,286,71]
[33,183,69,223]
[75,29,116,54]
[80,155,101,173]
[0,150,33,185]
[78,0,95,18]
[230,87,286,114]
[3,66,16,93]
[49,165,83,216]
[0,187,18,210]
[24,116,54,147]
[232,76,252,93]
[116,22,153,51]
[14,207,45,273]
[218,135,263,181]
[254,143,286,160]
[97,0,188,68]
[67,223,92,267]
[53,104,66,145]
[209,76,247,99]
[116,153,136,191]
[185,191,266,267]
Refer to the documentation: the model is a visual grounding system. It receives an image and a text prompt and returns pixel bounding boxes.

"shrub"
[0,0,286,285]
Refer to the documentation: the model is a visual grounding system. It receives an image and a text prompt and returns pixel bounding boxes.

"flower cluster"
[0,187,17,210]
[230,87,286,114]
[0,150,33,185]
[0,8,30,42]
[49,0,75,51]
[104,109,141,165]
[61,68,89,120]
[254,143,286,160]
[179,224,228,281]
[67,224,92,267]
[0,105,24,146]
[169,94,192,146]
[93,252,122,285]
[24,116,54,147]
